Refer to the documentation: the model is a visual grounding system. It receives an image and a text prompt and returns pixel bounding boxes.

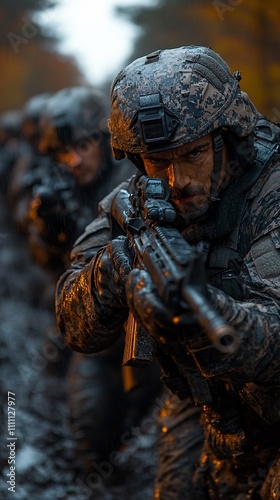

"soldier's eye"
[148,159,170,169]
[186,149,202,159]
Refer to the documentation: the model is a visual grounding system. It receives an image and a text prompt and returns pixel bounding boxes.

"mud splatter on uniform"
[56,46,280,499]
[56,135,280,498]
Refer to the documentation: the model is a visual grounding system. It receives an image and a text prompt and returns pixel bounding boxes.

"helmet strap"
[126,152,146,173]
[210,130,224,202]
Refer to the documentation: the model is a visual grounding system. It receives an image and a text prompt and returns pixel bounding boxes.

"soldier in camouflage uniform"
[7,94,52,235]
[0,109,27,195]
[28,86,161,480]
[56,46,280,498]
[27,87,134,274]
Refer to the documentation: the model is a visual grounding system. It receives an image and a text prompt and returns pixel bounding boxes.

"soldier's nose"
[167,163,191,190]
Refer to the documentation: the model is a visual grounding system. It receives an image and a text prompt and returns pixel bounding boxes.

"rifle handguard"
[182,286,240,354]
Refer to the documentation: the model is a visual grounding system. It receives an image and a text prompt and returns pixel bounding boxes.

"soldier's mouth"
[172,196,196,205]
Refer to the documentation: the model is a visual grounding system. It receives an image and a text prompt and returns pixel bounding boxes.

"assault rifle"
[111,175,240,368]
[27,160,80,247]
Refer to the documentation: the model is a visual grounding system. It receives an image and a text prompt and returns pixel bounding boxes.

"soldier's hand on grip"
[92,236,134,309]
[125,268,192,342]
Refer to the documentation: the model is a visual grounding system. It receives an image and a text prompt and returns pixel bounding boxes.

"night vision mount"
[130,93,179,145]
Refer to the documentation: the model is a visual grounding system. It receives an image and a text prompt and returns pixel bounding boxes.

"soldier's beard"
[170,185,210,224]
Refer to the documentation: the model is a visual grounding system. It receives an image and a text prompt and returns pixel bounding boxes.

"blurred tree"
[0,0,56,47]
[116,0,280,119]
[0,0,84,112]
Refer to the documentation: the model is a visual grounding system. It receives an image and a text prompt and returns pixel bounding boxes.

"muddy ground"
[0,196,160,500]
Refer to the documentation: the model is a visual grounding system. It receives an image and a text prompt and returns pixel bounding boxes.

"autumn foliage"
[117,0,280,119]
[1,0,280,120]
[0,1,84,113]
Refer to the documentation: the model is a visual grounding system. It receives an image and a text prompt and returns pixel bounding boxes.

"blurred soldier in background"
[7,93,52,234]
[25,86,161,480]
[0,109,30,196]
[0,100,52,307]
[27,86,134,274]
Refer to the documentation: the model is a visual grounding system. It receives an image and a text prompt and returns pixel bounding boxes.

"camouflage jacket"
[56,131,280,434]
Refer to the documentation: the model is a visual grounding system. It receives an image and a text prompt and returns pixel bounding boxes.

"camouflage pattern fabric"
[109,46,258,156]
[56,148,280,498]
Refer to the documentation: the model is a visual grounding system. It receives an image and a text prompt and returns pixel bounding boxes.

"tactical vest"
[207,117,280,300]
[110,118,280,434]
[156,119,280,459]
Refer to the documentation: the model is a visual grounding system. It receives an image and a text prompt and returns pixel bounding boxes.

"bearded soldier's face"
[141,133,228,222]
[56,138,103,187]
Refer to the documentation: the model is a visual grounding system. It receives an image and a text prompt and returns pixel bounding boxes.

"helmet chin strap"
[210,130,224,202]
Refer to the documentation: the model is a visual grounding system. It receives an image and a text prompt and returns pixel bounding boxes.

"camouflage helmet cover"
[109,46,259,157]
[22,93,51,123]
[0,110,22,139]
[21,93,51,143]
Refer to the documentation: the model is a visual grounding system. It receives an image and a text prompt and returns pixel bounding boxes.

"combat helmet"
[109,46,259,175]
[0,110,22,143]
[39,87,109,155]
[21,93,51,148]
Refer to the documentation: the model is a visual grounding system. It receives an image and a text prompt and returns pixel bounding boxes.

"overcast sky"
[38,0,157,87]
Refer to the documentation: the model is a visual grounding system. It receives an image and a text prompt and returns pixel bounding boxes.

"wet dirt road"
[0,197,158,500]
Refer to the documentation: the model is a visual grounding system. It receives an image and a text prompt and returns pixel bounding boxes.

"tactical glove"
[28,187,77,248]
[92,236,134,310]
[125,267,198,343]
[126,267,239,354]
